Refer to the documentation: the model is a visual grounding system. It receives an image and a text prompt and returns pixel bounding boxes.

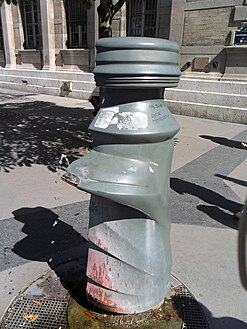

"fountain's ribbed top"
[93,37,181,88]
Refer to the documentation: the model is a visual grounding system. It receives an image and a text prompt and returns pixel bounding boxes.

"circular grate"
[0,297,68,329]
[0,272,209,329]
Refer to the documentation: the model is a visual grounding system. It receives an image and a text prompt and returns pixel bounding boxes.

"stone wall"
[182,7,235,47]
[170,0,247,79]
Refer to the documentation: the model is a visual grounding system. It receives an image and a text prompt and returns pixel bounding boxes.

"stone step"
[166,99,247,124]
[0,80,92,100]
[165,77,247,124]
[0,68,95,82]
[178,78,247,95]
[165,88,247,109]
[0,71,96,100]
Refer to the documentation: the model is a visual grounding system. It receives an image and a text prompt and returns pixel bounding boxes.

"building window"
[20,0,41,49]
[64,0,87,48]
[127,0,157,37]
[0,16,4,50]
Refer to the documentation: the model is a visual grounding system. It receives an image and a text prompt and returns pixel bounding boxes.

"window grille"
[0,15,4,50]
[127,0,157,37]
[20,0,41,49]
[64,0,87,48]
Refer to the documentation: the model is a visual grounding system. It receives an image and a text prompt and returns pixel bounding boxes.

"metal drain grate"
[175,285,209,329]
[0,111,21,118]
[0,270,209,329]
[0,297,68,329]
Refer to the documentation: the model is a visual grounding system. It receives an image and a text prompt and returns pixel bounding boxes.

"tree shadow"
[170,178,242,229]
[0,100,93,173]
[200,135,247,150]
[11,207,89,304]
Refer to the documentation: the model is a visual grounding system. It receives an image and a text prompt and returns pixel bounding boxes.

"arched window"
[20,0,41,49]
[127,0,157,37]
[64,0,87,48]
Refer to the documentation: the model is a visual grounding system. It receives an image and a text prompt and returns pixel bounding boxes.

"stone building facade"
[0,0,246,122]
[170,0,247,80]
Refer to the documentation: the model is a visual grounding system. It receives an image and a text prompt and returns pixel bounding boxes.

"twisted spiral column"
[69,37,180,314]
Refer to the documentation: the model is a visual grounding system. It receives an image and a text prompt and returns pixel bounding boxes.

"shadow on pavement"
[200,135,247,150]
[12,207,89,304]
[215,174,247,187]
[0,100,93,173]
[202,304,247,329]
[170,178,242,229]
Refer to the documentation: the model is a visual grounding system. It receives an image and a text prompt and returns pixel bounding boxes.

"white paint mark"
[49,258,53,263]
[149,166,154,173]
[117,112,148,131]
[53,220,58,227]
[51,240,55,244]
[59,154,70,172]
[150,161,159,167]
[128,167,138,173]
[94,106,119,129]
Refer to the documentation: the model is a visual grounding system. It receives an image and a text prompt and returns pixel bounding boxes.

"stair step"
[178,78,247,95]
[165,89,247,109]
[167,99,247,124]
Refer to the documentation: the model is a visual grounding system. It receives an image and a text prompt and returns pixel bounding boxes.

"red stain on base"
[88,231,109,252]
[86,249,114,290]
[87,282,126,314]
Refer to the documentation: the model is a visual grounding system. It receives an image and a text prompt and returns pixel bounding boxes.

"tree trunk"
[90,0,126,114]
[97,0,114,38]
[97,0,126,39]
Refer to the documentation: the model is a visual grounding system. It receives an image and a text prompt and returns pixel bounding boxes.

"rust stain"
[84,311,96,319]
[86,249,114,290]
[87,283,126,314]
[88,232,109,252]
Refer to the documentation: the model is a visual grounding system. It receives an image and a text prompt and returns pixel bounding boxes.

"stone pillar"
[40,0,56,70]
[157,0,172,39]
[87,0,99,71]
[169,0,186,46]
[1,2,16,68]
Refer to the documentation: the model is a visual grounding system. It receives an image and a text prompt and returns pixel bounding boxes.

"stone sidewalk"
[0,88,246,328]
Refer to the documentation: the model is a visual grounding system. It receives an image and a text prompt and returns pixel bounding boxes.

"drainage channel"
[0,271,209,329]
